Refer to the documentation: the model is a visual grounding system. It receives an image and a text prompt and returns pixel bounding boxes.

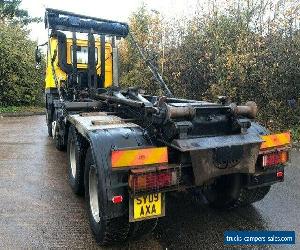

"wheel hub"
[89,167,100,223]
[51,121,57,139]
[69,140,76,178]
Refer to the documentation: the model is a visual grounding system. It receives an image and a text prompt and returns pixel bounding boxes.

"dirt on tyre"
[201,174,271,209]
[84,147,130,246]
[67,126,85,195]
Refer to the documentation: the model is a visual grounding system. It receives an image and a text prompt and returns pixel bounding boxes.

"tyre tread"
[228,185,271,209]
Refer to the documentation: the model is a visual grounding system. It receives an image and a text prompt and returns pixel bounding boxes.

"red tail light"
[129,167,178,192]
[261,151,289,168]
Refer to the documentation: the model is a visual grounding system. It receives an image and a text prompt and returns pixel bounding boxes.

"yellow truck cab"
[45,33,113,91]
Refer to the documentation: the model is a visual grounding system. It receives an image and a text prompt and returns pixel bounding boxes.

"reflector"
[112,195,123,204]
[277,171,284,178]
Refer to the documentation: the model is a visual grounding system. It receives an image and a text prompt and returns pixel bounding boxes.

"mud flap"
[185,134,262,185]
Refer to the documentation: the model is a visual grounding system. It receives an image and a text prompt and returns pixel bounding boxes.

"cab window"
[71,46,98,64]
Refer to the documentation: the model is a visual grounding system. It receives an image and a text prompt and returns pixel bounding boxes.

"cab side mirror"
[35,47,42,64]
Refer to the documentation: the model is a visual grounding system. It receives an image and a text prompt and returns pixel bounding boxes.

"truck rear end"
[96,98,291,222]
[65,95,290,246]
[40,8,291,246]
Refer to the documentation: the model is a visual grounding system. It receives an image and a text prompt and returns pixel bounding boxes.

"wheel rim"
[89,166,100,223]
[69,140,76,178]
[51,121,56,139]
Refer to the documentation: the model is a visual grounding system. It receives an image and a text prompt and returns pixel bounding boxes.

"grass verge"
[0,106,44,114]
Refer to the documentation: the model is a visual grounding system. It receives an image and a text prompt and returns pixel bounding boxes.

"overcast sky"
[20,0,200,43]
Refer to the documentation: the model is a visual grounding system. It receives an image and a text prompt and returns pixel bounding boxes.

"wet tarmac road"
[0,115,299,249]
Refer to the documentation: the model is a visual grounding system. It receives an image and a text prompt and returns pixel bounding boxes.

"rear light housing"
[129,166,179,195]
[260,150,289,168]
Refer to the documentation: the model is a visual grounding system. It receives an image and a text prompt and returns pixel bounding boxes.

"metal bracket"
[174,121,193,139]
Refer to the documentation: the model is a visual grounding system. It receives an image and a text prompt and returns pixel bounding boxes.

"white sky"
[20,0,200,43]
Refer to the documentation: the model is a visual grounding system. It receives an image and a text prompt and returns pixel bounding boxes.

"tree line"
[1,0,299,133]
[0,0,44,107]
[119,1,300,132]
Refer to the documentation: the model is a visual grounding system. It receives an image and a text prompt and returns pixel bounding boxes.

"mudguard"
[68,114,154,219]
[88,127,153,219]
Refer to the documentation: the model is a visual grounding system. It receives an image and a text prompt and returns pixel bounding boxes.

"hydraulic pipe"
[95,94,145,108]
[163,104,196,120]
[45,8,129,37]
[230,101,258,119]
[100,35,106,88]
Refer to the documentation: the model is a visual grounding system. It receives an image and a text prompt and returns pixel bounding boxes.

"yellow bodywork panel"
[45,37,67,89]
[45,37,112,90]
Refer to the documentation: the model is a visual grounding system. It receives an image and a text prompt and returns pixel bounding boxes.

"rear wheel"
[52,119,66,151]
[84,147,159,245]
[84,148,130,246]
[67,126,85,195]
[46,109,53,137]
[47,124,53,137]
[202,174,271,209]
[55,130,65,151]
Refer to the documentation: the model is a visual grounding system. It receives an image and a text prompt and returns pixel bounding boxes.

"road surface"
[0,115,299,249]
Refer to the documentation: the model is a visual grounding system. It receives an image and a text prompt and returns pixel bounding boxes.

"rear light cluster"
[261,151,289,168]
[129,167,179,195]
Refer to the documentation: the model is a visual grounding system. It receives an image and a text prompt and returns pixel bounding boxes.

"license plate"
[129,193,165,222]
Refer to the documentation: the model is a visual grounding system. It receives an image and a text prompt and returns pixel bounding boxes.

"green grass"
[0,106,44,113]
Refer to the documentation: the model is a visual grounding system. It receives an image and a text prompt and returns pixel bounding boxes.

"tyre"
[55,132,66,151]
[46,109,53,137]
[53,120,66,151]
[202,174,271,209]
[47,124,53,137]
[84,147,130,246]
[67,126,85,195]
